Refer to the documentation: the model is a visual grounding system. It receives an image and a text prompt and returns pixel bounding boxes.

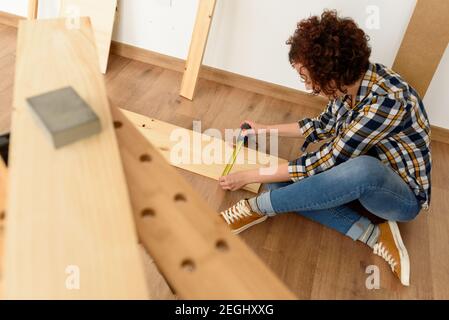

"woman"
[218,10,431,286]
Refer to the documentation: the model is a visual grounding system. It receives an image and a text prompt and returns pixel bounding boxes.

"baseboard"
[0,11,24,28]
[2,13,448,145]
[431,125,449,144]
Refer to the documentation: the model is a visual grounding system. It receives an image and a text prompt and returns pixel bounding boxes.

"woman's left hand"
[219,171,253,191]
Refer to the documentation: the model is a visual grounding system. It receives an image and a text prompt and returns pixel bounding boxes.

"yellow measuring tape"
[221,123,252,177]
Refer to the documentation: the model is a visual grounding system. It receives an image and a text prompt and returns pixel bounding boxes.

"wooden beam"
[3,18,148,299]
[121,109,288,194]
[393,0,449,97]
[111,106,296,299]
[59,0,117,74]
[180,0,216,100]
[27,0,38,20]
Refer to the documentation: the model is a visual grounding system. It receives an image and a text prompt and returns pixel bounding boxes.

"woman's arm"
[219,163,291,191]
[267,123,304,137]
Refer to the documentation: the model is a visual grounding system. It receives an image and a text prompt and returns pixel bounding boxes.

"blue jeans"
[261,156,421,240]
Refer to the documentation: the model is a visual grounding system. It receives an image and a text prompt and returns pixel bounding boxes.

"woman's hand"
[240,120,269,136]
[219,170,255,191]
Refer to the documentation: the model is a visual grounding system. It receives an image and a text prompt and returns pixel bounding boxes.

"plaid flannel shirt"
[289,63,432,209]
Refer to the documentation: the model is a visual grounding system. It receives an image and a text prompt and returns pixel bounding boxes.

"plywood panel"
[3,18,148,299]
[60,0,117,74]
[393,0,449,97]
[121,108,288,193]
[180,0,216,100]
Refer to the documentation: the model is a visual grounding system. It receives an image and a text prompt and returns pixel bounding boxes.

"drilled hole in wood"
[174,193,187,202]
[141,208,155,218]
[181,259,195,272]
[0,211,5,220]
[140,154,152,162]
[113,121,123,129]
[215,239,229,252]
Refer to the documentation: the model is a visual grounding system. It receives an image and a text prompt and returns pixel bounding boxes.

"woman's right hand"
[240,120,269,136]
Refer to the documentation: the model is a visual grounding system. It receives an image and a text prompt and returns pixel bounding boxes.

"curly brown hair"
[287,10,371,97]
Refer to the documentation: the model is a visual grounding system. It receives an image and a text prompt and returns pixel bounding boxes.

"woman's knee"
[359,195,421,222]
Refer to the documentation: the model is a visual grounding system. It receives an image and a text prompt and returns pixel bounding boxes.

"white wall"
[1,0,448,129]
[0,0,28,16]
[114,0,417,93]
[423,46,449,129]
[205,0,416,92]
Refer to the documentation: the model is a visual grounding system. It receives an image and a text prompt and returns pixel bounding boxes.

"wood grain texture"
[0,24,17,133]
[0,11,24,28]
[59,0,117,74]
[393,0,449,97]
[103,54,449,299]
[111,40,329,110]
[112,106,295,299]
[110,41,449,145]
[5,15,449,145]
[121,108,288,193]
[180,0,217,100]
[0,158,6,297]
[0,157,6,229]
[431,125,449,144]
[28,0,38,20]
[3,18,148,299]
[2,20,449,299]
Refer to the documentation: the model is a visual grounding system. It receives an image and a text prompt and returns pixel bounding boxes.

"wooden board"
[3,18,148,299]
[59,0,117,74]
[0,158,5,297]
[393,0,449,97]
[0,157,6,230]
[112,106,296,299]
[180,0,216,100]
[121,108,288,193]
[28,0,38,20]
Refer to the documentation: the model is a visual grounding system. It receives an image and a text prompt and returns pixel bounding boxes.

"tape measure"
[221,123,252,177]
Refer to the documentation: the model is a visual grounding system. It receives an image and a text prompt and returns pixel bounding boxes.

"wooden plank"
[112,106,296,299]
[0,157,6,230]
[3,18,148,299]
[28,0,38,20]
[121,109,288,194]
[59,0,117,74]
[180,0,216,100]
[393,0,449,97]
[0,157,6,297]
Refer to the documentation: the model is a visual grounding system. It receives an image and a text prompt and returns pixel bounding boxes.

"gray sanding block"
[26,87,102,149]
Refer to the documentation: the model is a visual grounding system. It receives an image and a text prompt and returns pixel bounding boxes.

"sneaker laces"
[221,200,253,225]
[373,242,398,271]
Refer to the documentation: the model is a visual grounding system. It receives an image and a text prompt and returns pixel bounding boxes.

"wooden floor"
[1,23,449,299]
